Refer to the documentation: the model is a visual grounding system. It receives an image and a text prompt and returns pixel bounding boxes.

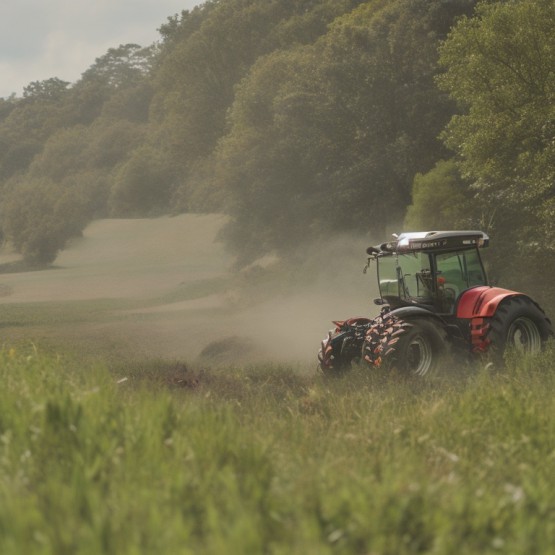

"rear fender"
[456,286,522,319]
[456,286,525,352]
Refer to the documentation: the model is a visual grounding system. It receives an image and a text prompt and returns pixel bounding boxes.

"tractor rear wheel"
[363,316,448,377]
[486,296,552,358]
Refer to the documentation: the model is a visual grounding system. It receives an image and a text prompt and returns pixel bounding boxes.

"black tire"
[486,296,552,359]
[363,316,448,377]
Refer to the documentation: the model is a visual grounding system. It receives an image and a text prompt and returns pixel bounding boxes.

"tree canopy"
[1,0,554,313]
[431,0,555,302]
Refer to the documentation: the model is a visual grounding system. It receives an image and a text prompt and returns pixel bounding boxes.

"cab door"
[434,248,487,312]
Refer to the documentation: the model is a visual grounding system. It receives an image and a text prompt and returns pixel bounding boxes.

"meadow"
[1,216,554,554]
[2,347,555,554]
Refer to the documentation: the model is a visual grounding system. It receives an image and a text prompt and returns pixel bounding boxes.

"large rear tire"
[486,296,552,358]
[363,316,448,377]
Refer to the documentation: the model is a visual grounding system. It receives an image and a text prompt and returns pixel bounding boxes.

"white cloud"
[0,0,201,97]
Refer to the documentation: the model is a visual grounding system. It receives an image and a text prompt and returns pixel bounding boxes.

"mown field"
[1,216,555,554]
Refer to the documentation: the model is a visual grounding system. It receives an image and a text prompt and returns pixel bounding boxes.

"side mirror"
[374,297,386,306]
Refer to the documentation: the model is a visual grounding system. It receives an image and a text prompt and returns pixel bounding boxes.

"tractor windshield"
[378,253,433,302]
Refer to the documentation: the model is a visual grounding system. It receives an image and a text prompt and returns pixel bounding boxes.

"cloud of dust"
[0,215,393,367]
[168,231,389,367]
[224,233,382,364]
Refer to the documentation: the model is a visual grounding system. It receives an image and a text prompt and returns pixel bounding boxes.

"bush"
[1,177,90,265]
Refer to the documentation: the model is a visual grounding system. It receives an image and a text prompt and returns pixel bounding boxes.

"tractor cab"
[367,231,489,314]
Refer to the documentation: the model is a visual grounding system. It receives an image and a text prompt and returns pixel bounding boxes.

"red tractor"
[318,231,552,376]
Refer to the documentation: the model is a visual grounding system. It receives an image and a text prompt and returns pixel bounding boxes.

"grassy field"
[1,216,555,553]
[2,348,555,554]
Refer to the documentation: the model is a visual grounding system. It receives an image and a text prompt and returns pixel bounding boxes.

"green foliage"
[0,118,148,261]
[80,44,156,89]
[152,0,363,208]
[0,0,480,267]
[85,120,147,171]
[0,42,157,264]
[100,82,153,123]
[1,178,90,264]
[438,0,555,196]
[23,77,70,101]
[3,0,553,299]
[26,126,91,182]
[109,146,178,216]
[0,80,72,182]
[2,348,555,553]
[404,160,473,231]
[437,0,555,310]
[0,96,17,121]
[217,0,473,263]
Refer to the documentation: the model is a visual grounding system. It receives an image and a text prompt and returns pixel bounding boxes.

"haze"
[0,215,378,365]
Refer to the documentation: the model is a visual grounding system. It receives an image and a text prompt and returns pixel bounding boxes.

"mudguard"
[456,286,524,352]
[456,286,521,319]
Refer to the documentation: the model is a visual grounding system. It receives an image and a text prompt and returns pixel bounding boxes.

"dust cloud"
[0,214,382,366]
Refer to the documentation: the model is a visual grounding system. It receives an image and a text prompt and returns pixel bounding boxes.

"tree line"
[0,0,553,306]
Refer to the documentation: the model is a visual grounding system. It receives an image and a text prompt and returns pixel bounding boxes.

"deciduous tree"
[437,0,555,304]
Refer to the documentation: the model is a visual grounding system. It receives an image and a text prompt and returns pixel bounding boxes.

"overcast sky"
[0,0,201,98]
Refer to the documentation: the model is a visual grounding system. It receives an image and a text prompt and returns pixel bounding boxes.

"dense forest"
[0,0,553,307]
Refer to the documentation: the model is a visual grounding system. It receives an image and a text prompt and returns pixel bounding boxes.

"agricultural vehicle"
[318,231,552,376]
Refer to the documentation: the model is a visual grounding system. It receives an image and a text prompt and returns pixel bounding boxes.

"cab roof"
[367,231,489,256]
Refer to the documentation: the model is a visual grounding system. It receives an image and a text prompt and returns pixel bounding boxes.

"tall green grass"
[1,346,555,554]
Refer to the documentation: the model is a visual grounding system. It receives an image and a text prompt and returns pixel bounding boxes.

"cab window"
[378,253,433,300]
[435,249,486,295]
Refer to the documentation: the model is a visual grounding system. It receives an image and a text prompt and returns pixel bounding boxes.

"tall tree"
[0,42,156,264]
[437,0,555,302]
[217,0,476,264]
[80,44,156,89]
[151,0,364,210]
[438,0,555,208]
[23,78,70,101]
[0,79,72,181]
